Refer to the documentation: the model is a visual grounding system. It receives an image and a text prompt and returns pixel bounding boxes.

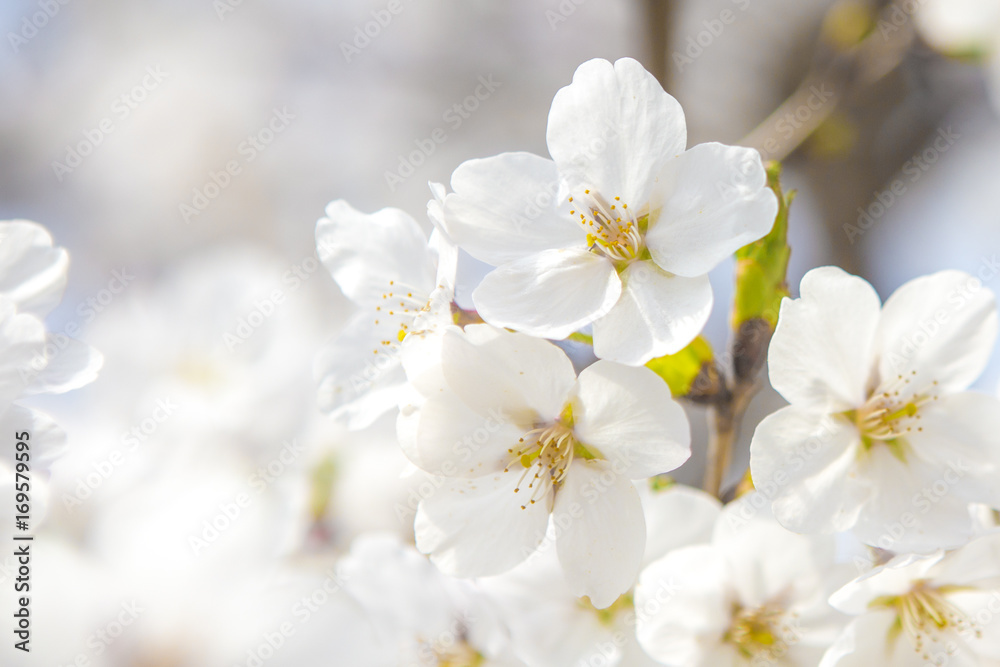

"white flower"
[820,532,1000,667]
[337,533,527,667]
[399,324,691,608]
[477,484,721,667]
[916,0,1000,58]
[436,57,777,365]
[751,267,1000,553]
[635,494,849,666]
[916,0,1000,109]
[315,198,457,429]
[82,246,318,460]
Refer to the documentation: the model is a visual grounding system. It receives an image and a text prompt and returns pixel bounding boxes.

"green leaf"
[645,336,716,398]
[308,455,338,521]
[733,161,794,330]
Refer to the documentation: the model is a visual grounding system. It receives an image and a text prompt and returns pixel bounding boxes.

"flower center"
[568,190,644,262]
[503,415,596,510]
[871,581,981,659]
[845,371,939,459]
[372,279,433,355]
[725,603,797,659]
[431,640,484,667]
[175,356,224,387]
[578,592,633,627]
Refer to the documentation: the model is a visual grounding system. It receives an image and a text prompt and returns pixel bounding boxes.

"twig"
[740,1,916,161]
[644,0,676,90]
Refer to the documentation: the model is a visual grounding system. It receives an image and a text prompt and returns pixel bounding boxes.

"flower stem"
[703,403,736,499]
[739,1,914,161]
[702,382,755,499]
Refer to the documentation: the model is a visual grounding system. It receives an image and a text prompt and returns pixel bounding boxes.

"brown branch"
[740,1,916,161]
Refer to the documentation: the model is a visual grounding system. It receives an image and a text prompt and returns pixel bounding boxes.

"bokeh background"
[1,0,999,664]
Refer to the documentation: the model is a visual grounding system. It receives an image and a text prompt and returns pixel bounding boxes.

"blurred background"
[1,0,999,664]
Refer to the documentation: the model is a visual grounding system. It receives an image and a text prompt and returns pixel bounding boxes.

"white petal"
[641,485,722,565]
[555,460,646,609]
[817,613,904,667]
[951,589,1000,660]
[645,143,777,277]
[875,270,998,395]
[830,552,944,614]
[635,545,732,665]
[23,335,103,394]
[0,300,47,408]
[439,325,578,424]
[592,260,712,365]
[768,266,882,411]
[481,558,619,667]
[750,407,868,534]
[852,445,981,552]
[314,312,407,429]
[472,248,621,340]
[399,390,525,478]
[547,58,686,207]
[933,532,1000,588]
[715,495,835,610]
[441,152,583,266]
[399,323,452,398]
[0,404,67,473]
[414,472,550,577]
[905,391,1000,508]
[338,534,458,641]
[570,360,691,478]
[427,227,458,293]
[915,0,1000,54]
[316,200,435,305]
[0,220,69,317]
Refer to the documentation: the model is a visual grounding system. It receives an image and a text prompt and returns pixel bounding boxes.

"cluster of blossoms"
[0,221,102,536]
[312,56,1000,666]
